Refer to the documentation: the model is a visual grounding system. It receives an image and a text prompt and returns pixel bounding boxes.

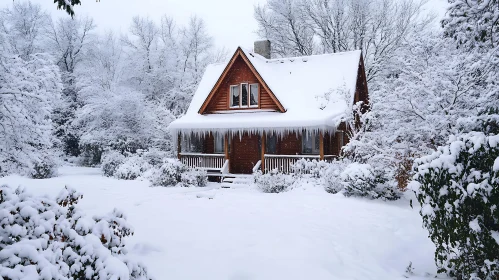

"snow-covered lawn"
[0,166,441,280]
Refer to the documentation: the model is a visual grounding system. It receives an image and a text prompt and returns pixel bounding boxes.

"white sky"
[6,0,448,51]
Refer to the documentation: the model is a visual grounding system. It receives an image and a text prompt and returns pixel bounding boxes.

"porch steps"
[220,174,253,188]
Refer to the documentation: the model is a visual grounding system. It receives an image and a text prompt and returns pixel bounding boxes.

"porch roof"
[168,110,344,135]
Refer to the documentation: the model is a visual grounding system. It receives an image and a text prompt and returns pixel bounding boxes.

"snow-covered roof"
[169,48,362,135]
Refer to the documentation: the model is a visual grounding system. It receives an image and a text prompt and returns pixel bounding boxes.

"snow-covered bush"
[146,158,193,187]
[30,158,58,179]
[114,154,152,180]
[254,170,294,193]
[101,150,126,177]
[411,132,499,279]
[0,185,149,279]
[180,169,208,188]
[341,163,400,200]
[323,161,347,194]
[141,149,169,167]
[291,159,329,178]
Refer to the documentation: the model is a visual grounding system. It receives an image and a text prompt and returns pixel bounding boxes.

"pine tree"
[412,132,499,279]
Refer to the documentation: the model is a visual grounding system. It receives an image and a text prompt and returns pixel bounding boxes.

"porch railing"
[179,153,226,170]
[263,154,335,174]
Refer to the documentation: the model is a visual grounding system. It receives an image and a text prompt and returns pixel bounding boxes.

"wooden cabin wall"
[203,133,215,154]
[277,132,301,155]
[205,56,280,112]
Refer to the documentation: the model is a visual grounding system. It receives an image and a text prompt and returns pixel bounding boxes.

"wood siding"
[278,133,301,155]
[205,55,280,113]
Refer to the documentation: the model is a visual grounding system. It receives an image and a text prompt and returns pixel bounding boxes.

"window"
[183,135,203,153]
[241,83,248,106]
[265,134,277,154]
[230,85,239,107]
[230,83,259,108]
[214,134,225,154]
[302,132,320,154]
[250,84,258,106]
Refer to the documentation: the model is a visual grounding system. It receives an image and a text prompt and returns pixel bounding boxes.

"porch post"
[319,131,324,161]
[177,132,182,160]
[261,131,266,172]
[224,134,229,161]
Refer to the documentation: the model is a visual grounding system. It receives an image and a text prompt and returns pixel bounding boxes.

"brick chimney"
[254,40,271,59]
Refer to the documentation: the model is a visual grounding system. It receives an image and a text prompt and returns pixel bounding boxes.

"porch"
[177,131,346,175]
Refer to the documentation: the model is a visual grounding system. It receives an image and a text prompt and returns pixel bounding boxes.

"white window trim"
[229,82,259,109]
[229,85,240,108]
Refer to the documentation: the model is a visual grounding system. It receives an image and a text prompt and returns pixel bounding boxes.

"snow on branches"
[0,51,62,177]
[0,185,149,279]
[411,132,499,279]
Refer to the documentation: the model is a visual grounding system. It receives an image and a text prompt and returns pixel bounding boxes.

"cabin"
[168,40,368,177]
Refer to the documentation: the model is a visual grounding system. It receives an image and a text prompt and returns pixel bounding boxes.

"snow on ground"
[0,166,443,280]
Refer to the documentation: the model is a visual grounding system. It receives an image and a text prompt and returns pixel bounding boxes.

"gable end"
[198,48,285,114]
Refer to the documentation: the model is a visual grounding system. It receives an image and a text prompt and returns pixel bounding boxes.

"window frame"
[183,134,204,153]
[265,134,278,154]
[229,82,259,109]
[229,84,240,108]
[301,132,320,155]
[249,83,259,108]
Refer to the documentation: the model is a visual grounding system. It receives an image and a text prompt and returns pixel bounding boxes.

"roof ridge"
[240,47,361,62]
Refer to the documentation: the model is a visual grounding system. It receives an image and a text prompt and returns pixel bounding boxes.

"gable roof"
[199,48,285,114]
[169,48,363,135]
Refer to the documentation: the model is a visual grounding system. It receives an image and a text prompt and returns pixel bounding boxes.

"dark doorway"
[230,132,261,174]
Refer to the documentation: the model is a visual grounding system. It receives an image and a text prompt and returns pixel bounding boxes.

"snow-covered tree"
[47,16,96,157]
[411,132,499,279]
[0,50,62,177]
[0,1,50,59]
[255,0,433,82]
[0,185,149,279]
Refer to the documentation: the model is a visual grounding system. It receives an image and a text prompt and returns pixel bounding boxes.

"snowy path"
[0,166,443,280]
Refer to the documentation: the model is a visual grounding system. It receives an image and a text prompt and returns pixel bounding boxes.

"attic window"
[230,83,258,108]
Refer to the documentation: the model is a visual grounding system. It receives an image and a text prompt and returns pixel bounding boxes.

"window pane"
[250,84,258,106]
[214,134,224,153]
[314,133,320,154]
[302,133,313,154]
[241,84,248,106]
[184,135,203,153]
[230,85,239,107]
[266,134,277,154]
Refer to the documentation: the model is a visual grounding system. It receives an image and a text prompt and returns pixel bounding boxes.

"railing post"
[224,134,229,173]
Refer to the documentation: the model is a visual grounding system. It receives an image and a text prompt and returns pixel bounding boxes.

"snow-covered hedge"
[291,158,329,178]
[0,185,149,279]
[29,158,58,179]
[180,169,208,188]
[254,170,294,193]
[147,159,207,188]
[341,163,400,200]
[114,154,152,180]
[323,161,347,194]
[101,150,208,187]
[101,150,126,177]
[411,132,499,279]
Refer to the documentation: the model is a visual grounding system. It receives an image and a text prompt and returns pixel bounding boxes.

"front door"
[230,132,260,174]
